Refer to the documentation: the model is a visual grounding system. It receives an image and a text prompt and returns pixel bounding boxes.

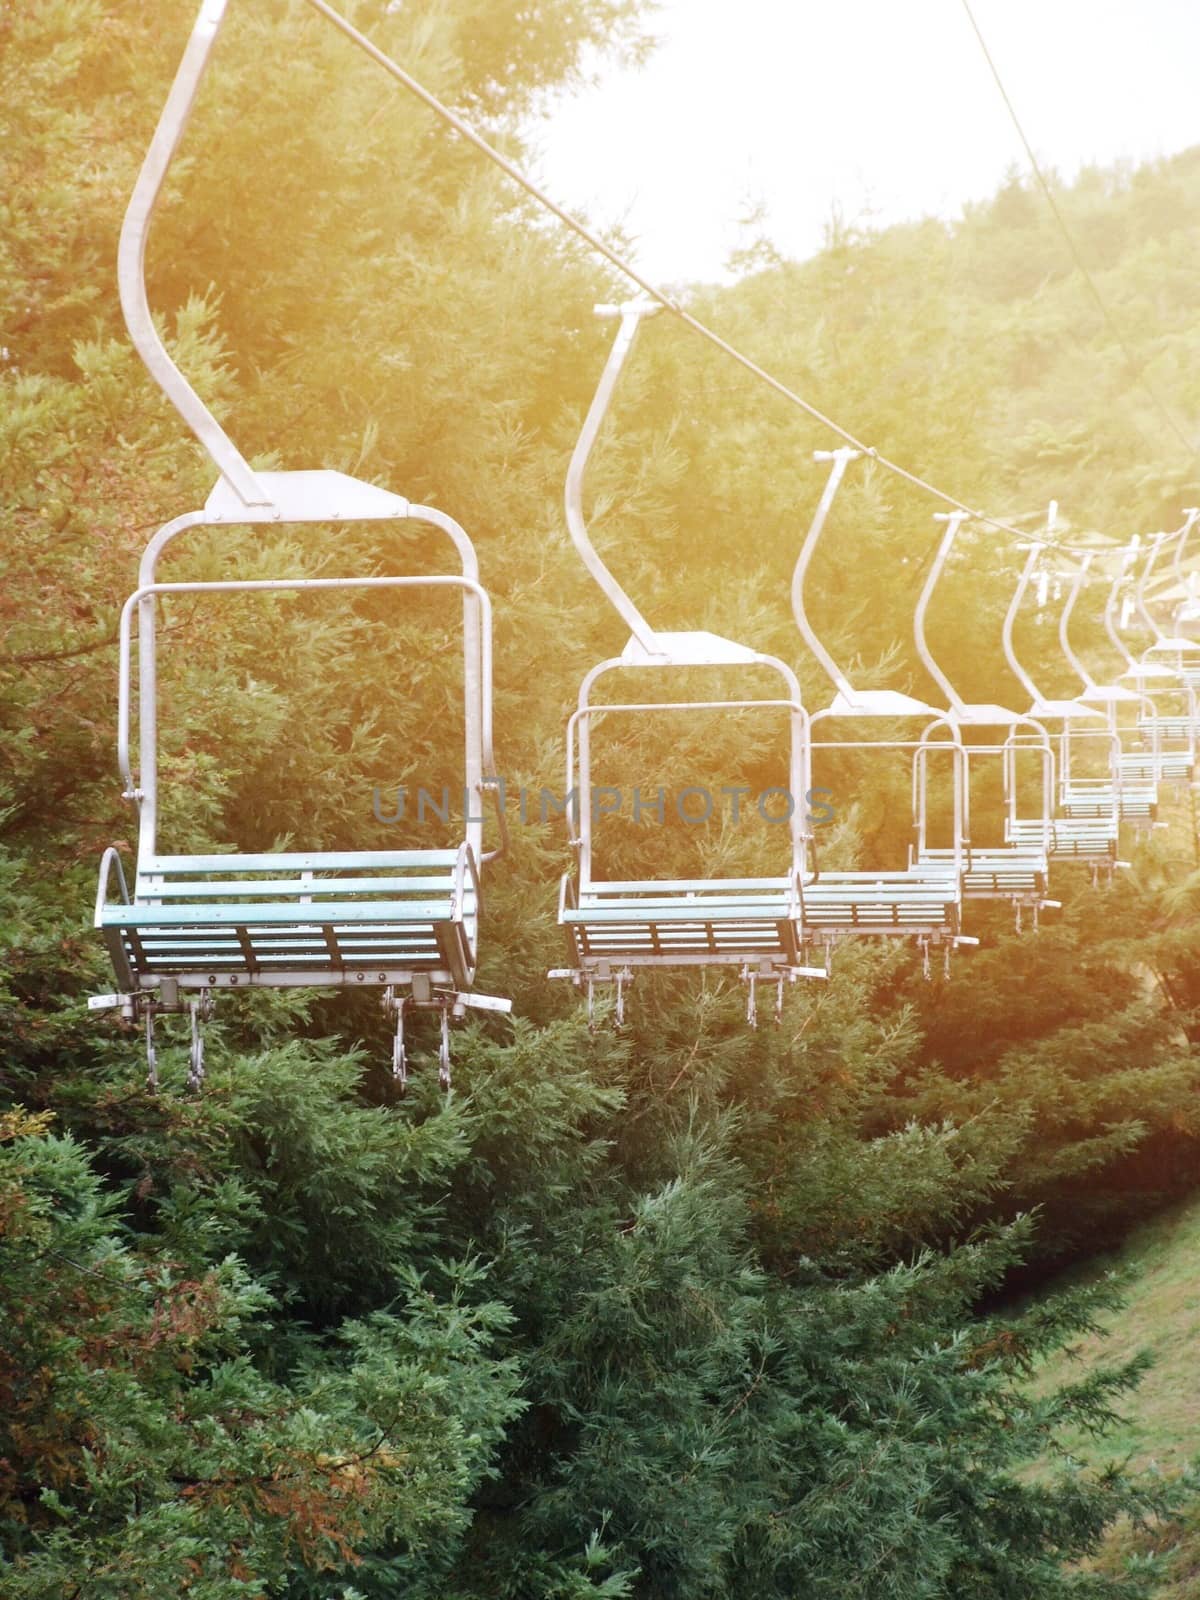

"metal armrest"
[95,846,132,924]
[452,840,483,921]
[479,774,509,865]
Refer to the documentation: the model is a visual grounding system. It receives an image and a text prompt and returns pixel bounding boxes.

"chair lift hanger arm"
[912,511,970,716]
[1133,531,1171,644]
[1057,553,1151,713]
[564,301,665,656]
[791,450,862,705]
[1058,552,1100,693]
[118,0,271,508]
[1003,542,1069,712]
[1104,540,1142,675]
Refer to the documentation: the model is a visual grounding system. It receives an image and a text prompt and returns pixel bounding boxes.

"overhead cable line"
[958,0,1199,463]
[302,0,1124,558]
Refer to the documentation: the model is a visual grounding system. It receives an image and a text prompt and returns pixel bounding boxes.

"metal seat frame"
[791,452,974,967]
[1055,550,1163,830]
[1098,539,1197,783]
[1002,541,1127,875]
[548,300,826,1018]
[911,509,1055,919]
[90,0,511,1086]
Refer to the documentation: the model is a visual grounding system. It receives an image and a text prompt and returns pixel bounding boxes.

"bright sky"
[531,0,1200,284]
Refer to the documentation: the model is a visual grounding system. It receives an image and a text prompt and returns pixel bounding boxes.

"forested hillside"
[3,2,1200,1595]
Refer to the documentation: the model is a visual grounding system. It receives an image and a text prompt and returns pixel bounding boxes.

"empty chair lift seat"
[919,847,1048,902]
[1059,781,1157,823]
[559,875,805,971]
[1118,750,1194,784]
[1009,816,1117,864]
[799,865,962,943]
[97,848,481,994]
[1138,713,1200,740]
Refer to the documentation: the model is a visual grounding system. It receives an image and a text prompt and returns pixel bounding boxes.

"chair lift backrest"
[791,449,861,709]
[120,503,500,877]
[1171,509,1200,635]
[1134,531,1174,648]
[568,668,811,894]
[1003,540,1114,805]
[1055,554,1150,801]
[1002,541,1104,721]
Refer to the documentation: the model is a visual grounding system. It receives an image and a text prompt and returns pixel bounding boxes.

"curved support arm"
[118,0,271,506]
[1001,544,1046,708]
[1134,531,1171,643]
[791,449,861,701]
[912,511,969,715]
[1058,552,1098,692]
[1103,540,1141,673]
[564,301,663,653]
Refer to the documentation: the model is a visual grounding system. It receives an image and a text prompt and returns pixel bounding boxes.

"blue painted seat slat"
[102,900,459,927]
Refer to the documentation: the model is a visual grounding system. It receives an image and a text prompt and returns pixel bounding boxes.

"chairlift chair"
[550,301,827,1024]
[1054,551,1161,832]
[790,452,974,973]
[1002,541,1126,879]
[90,0,511,1090]
[1101,540,1195,786]
[1132,515,1200,666]
[910,510,1057,925]
[1121,520,1200,758]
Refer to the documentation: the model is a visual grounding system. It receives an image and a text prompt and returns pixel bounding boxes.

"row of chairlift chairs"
[89,6,1200,1086]
[552,305,1200,1023]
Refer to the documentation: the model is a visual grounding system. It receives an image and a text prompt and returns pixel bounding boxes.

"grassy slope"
[1033,1196,1200,1593]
